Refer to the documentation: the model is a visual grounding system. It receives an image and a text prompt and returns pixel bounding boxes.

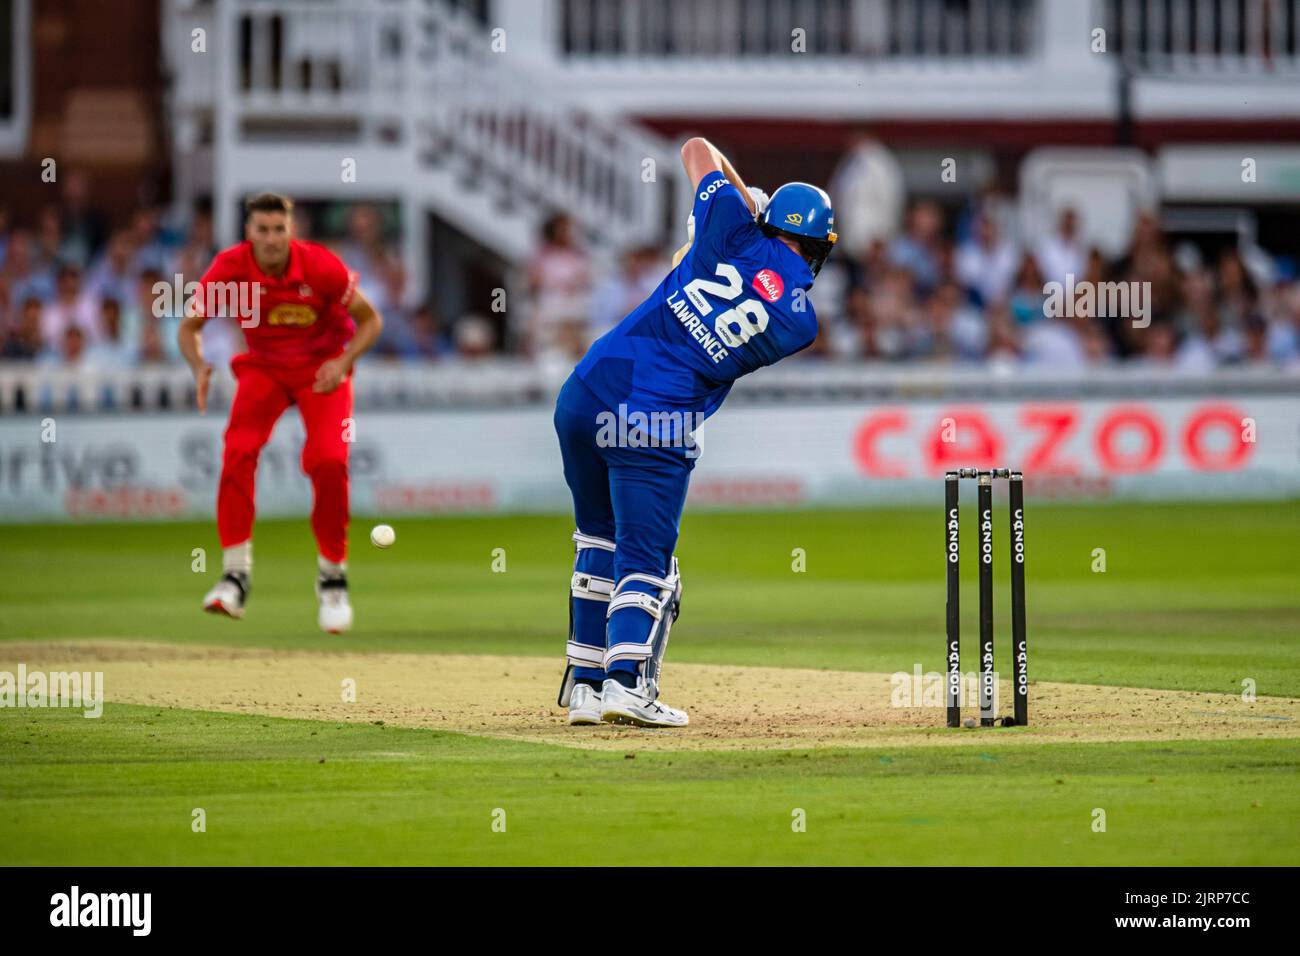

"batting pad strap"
[605,641,652,667]
[607,590,665,621]
[571,572,613,602]
[612,572,673,596]
[565,641,605,668]
[573,531,615,553]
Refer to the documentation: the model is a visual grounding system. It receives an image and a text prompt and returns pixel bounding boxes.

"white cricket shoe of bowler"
[316,575,353,634]
[567,683,604,725]
[601,676,689,728]
[203,573,248,619]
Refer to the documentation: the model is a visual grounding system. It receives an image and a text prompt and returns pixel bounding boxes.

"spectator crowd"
[4,169,1300,378]
[0,172,220,372]
[807,197,1300,372]
[521,201,1300,373]
[0,186,498,374]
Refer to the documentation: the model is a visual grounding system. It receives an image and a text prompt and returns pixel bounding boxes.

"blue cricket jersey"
[574,171,818,423]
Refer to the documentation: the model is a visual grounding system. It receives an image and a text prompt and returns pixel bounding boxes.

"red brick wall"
[1,0,167,230]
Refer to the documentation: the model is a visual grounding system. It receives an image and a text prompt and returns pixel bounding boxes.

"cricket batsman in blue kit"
[554,137,837,727]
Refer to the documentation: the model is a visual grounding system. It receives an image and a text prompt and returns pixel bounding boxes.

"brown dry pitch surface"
[3,640,1297,752]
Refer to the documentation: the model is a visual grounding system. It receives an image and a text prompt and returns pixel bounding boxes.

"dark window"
[0,0,14,120]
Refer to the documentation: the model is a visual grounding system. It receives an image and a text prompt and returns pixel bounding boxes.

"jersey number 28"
[683,263,769,348]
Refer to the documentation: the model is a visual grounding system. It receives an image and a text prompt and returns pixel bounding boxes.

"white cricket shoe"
[203,573,248,619]
[316,575,353,634]
[567,684,603,725]
[601,676,689,728]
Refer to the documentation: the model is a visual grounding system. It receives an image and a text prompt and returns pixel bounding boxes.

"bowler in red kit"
[177,193,384,633]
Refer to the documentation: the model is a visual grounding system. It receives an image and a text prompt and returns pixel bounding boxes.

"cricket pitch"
[3,640,1297,752]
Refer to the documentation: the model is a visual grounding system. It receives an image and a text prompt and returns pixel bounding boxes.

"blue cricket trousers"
[553,373,693,681]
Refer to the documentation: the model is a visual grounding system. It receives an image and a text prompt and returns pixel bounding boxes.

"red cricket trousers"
[217,354,352,562]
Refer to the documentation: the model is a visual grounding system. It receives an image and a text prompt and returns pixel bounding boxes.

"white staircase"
[416,1,684,260]
[170,0,686,284]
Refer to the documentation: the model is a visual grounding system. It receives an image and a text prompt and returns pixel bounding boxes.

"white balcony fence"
[559,0,1037,59]
[555,0,1300,73]
[1108,0,1300,74]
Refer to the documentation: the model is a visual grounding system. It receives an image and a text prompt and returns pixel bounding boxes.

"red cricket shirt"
[192,239,358,366]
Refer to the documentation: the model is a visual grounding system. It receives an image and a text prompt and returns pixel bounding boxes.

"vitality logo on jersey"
[752,269,784,302]
[267,303,318,327]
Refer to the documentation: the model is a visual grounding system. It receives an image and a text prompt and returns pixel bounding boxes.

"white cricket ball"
[370,524,396,549]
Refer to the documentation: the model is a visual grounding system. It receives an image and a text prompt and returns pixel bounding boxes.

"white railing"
[229,0,410,114]
[5,361,1297,415]
[0,364,231,417]
[558,0,1037,59]
[1110,0,1300,74]
[0,360,557,415]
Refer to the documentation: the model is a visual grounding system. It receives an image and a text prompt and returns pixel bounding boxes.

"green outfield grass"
[1,501,1298,866]
[2,501,1298,693]
[2,704,1297,866]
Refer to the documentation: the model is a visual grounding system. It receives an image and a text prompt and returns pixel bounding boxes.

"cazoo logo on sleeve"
[697,174,730,202]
